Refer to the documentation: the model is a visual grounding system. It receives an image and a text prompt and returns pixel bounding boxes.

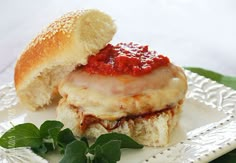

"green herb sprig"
[0,120,143,163]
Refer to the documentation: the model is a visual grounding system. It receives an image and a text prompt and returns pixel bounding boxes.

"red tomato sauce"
[82,42,170,76]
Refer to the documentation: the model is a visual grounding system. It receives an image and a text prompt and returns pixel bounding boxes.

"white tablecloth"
[0,0,236,86]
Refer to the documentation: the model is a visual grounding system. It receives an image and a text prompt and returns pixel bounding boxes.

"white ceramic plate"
[0,70,236,163]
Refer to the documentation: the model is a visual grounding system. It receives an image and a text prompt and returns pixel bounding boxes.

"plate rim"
[144,70,236,163]
[0,70,236,163]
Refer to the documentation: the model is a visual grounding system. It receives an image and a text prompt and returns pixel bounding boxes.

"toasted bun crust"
[14,9,116,109]
[57,98,182,147]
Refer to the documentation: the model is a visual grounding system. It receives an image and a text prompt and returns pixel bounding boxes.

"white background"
[0,0,236,85]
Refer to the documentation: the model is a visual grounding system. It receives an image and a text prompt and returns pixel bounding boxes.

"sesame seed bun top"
[14,9,116,109]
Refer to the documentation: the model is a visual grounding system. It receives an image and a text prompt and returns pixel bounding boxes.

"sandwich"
[14,9,187,147]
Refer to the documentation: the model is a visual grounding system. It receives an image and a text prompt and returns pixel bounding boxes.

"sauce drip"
[79,105,175,133]
[82,42,170,76]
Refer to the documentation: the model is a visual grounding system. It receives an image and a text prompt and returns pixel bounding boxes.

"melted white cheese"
[59,64,187,120]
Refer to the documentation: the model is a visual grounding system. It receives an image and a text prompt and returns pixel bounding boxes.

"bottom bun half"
[56,99,183,147]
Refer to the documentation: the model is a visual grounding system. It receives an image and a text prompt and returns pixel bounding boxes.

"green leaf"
[59,140,88,163]
[90,133,143,153]
[47,127,62,150]
[93,140,121,163]
[80,136,89,147]
[57,128,76,150]
[0,123,42,148]
[93,145,110,163]
[184,67,236,90]
[39,120,64,152]
[40,120,64,138]
[101,140,121,162]
[93,145,104,162]
[32,143,48,155]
